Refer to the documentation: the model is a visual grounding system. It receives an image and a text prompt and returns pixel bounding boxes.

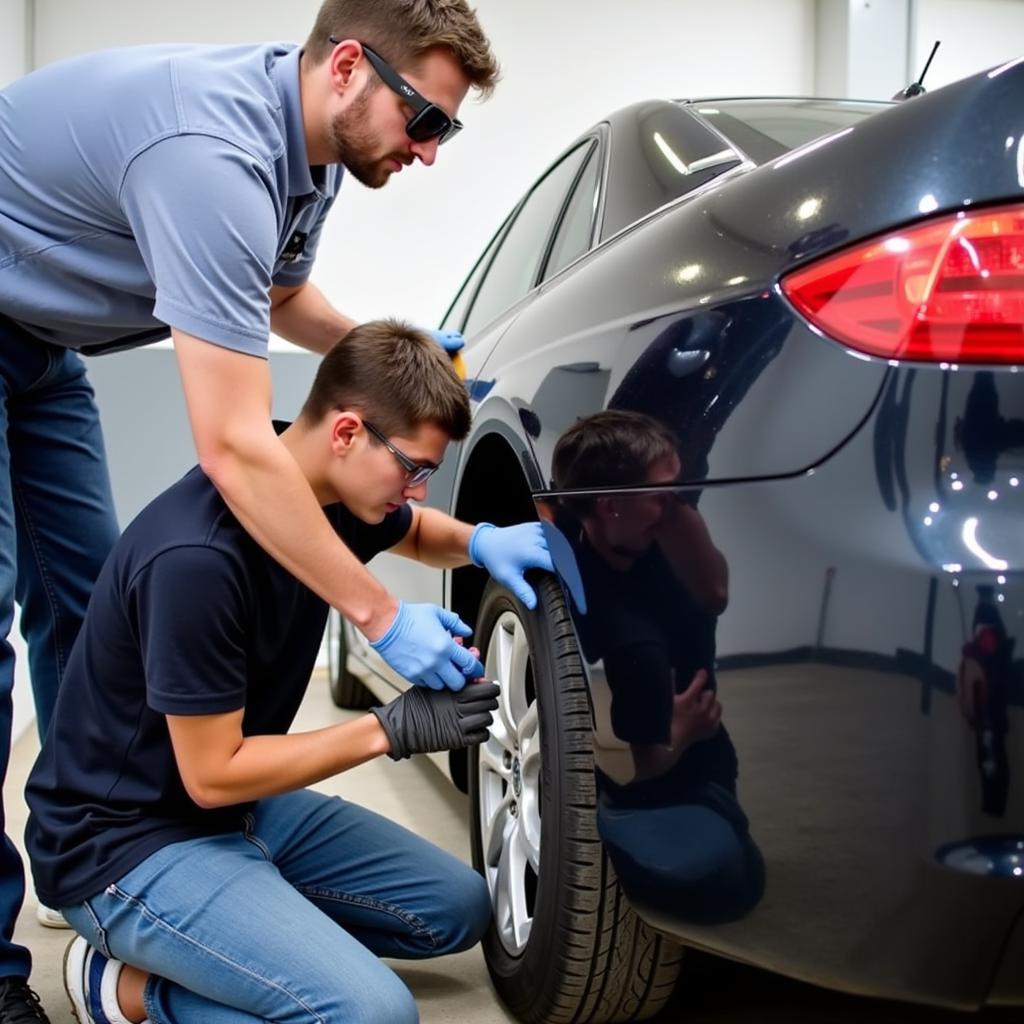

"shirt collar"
[272,46,338,200]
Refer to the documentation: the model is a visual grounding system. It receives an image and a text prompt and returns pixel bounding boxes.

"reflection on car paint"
[541,410,765,924]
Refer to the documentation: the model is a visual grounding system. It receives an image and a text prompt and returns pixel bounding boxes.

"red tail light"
[782,204,1024,363]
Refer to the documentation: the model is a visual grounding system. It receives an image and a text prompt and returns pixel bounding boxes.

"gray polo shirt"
[0,42,343,356]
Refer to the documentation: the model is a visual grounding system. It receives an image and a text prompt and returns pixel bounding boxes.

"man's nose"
[404,479,429,501]
[410,137,439,167]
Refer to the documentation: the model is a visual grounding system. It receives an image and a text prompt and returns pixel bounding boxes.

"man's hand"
[371,680,500,760]
[369,601,485,690]
[421,327,465,353]
[470,522,554,609]
[669,669,722,750]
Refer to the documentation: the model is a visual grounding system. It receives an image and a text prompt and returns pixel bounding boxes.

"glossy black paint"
[431,62,1024,1009]
[536,373,1023,1007]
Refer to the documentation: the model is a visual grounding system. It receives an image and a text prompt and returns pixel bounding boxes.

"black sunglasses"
[328,38,463,145]
[364,421,440,487]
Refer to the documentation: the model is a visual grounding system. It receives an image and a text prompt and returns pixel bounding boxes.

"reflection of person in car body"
[551,409,764,923]
[956,584,1013,818]
[24,322,554,1024]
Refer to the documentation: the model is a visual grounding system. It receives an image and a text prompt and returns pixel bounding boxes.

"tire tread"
[472,579,682,1024]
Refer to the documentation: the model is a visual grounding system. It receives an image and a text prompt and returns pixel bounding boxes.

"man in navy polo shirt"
[0,2,499,1017]
[25,320,552,1023]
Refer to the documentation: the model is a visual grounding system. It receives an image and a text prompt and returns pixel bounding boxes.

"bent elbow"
[182,778,229,811]
[195,430,254,503]
[708,586,729,616]
[195,438,235,492]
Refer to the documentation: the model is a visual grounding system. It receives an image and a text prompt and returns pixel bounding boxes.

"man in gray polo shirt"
[0,2,498,1019]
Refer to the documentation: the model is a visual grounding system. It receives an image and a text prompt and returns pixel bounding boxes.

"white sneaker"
[36,902,72,929]
[63,937,147,1024]
[63,934,124,1024]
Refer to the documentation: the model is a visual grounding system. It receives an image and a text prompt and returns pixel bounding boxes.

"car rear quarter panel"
[532,367,1024,1007]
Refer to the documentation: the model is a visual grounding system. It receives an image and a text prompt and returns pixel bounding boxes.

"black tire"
[326,610,376,709]
[448,749,469,795]
[470,577,683,1023]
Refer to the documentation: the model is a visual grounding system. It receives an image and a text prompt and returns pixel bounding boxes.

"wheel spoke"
[478,733,511,777]
[507,622,532,724]
[479,605,544,957]
[519,741,543,870]
[483,790,512,869]
[486,617,516,739]
[514,801,541,875]
[518,700,539,754]
[494,815,532,951]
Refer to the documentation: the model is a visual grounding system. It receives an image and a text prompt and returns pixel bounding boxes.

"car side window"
[439,214,511,333]
[462,143,593,337]
[542,148,601,283]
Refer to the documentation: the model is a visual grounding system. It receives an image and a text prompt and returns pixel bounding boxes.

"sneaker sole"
[63,937,91,1024]
[37,908,72,929]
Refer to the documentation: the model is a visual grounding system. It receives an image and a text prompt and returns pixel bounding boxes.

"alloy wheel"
[477,609,542,956]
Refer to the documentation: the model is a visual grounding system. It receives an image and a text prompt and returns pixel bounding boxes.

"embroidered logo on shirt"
[281,231,309,263]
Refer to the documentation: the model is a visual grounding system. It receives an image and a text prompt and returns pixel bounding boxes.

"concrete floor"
[5,671,1017,1023]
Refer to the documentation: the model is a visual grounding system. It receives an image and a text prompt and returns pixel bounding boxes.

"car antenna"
[893,40,941,100]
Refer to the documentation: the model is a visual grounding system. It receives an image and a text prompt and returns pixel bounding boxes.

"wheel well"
[448,434,537,794]
[451,433,537,639]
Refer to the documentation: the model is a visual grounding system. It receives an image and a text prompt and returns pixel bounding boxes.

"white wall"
[914,0,1024,88]
[0,0,29,88]
[816,0,914,99]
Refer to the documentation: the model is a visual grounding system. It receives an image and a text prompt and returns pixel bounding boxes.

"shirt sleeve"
[130,546,250,716]
[119,133,278,356]
[330,503,414,562]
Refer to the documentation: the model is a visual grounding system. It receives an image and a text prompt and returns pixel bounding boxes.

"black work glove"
[371,680,500,761]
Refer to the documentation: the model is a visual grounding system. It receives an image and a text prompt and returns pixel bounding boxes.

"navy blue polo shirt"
[25,434,411,908]
[0,43,342,355]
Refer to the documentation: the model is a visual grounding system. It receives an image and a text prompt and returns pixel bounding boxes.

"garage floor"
[5,673,1018,1024]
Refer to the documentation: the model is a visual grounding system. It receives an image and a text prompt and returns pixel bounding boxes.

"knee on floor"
[314,971,419,1024]
[360,981,419,1024]
[433,871,492,954]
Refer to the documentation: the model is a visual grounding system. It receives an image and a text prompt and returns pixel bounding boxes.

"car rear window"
[693,99,888,164]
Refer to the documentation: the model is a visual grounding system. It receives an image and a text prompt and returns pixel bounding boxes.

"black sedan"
[330,61,1024,1022]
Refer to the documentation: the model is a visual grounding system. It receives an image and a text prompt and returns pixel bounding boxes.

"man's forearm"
[270,280,357,355]
[395,506,475,568]
[659,502,729,614]
[179,714,391,808]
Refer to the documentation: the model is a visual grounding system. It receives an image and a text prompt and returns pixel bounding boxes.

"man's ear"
[330,410,363,457]
[329,38,365,93]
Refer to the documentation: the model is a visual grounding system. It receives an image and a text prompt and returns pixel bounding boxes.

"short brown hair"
[305,0,499,97]
[552,410,679,518]
[300,319,471,441]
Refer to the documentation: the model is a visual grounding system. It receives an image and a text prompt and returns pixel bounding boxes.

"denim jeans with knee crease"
[63,788,493,1024]
[0,317,119,978]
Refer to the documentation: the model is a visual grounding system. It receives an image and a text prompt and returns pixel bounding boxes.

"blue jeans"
[63,789,492,1024]
[0,318,118,977]
[597,785,766,925]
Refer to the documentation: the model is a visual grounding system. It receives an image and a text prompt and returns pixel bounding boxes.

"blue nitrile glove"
[469,522,555,610]
[369,601,484,691]
[422,327,465,353]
